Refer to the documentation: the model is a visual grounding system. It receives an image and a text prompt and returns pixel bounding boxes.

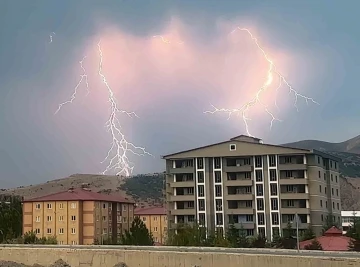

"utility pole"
[292,213,300,252]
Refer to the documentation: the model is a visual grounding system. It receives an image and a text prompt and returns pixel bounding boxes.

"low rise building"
[22,187,135,245]
[341,211,360,234]
[135,206,167,244]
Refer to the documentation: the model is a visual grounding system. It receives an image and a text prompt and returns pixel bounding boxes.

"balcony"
[281,193,309,200]
[169,195,195,202]
[224,158,252,172]
[227,208,254,215]
[234,222,255,229]
[279,178,307,185]
[280,207,310,214]
[169,160,195,174]
[169,167,194,174]
[278,164,307,171]
[278,156,306,171]
[226,179,253,187]
[171,208,196,215]
[169,181,194,188]
[226,194,253,201]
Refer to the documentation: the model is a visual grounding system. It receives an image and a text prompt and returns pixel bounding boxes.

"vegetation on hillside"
[119,173,165,203]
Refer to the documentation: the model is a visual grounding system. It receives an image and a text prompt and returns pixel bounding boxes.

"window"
[197,171,204,183]
[256,185,263,196]
[59,228,64,234]
[287,200,294,207]
[215,171,222,183]
[245,172,251,179]
[246,229,254,236]
[271,198,278,210]
[230,144,236,151]
[71,228,76,234]
[320,200,323,207]
[336,189,339,196]
[199,213,206,225]
[317,156,320,164]
[35,203,41,209]
[71,202,76,209]
[215,185,222,197]
[258,227,266,238]
[285,156,291,163]
[331,174,333,182]
[47,203,52,209]
[319,185,322,193]
[330,161,333,168]
[35,228,40,234]
[246,215,253,222]
[321,215,324,221]
[47,216,52,222]
[198,185,204,197]
[255,156,262,167]
[326,201,328,208]
[47,228,52,234]
[269,170,277,181]
[214,157,221,169]
[337,203,340,210]
[271,213,279,225]
[332,188,334,195]
[216,213,223,225]
[154,227,158,232]
[154,216,158,221]
[59,216,64,221]
[335,162,337,169]
[215,199,222,211]
[257,199,264,211]
[197,158,204,169]
[336,176,338,183]
[255,170,263,182]
[332,202,335,209]
[269,155,276,167]
[59,203,64,209]
[71,241,77,245]
[117,215,121,222]
[285,171,292,178]
[142,217,146,222]
[325,187,327,194]
[36,216,40,222]
[123,217,127,223]
[245,200,252,208]
[258,213,265,225]
[71,215,76,221]
[102,216,106,221]
[323,173,326,181]
[123,205,127,211]
[318,171,321,178]
[198,199,205,211]
[270,184,277,196]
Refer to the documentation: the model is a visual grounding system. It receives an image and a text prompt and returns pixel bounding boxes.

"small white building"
[341,211,360,234]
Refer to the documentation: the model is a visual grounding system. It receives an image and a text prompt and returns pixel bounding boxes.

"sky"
[0,0,359,188]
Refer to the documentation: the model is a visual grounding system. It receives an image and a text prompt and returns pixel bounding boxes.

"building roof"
[23,188,134,204]
[162,134,312,159]
[300,227,352,251]
[134,206,167,215]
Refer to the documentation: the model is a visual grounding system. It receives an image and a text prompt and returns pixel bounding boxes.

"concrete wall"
[1,245,360,267]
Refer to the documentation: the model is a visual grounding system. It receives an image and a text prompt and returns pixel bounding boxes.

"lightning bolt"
[205,27,319,137]
[49,32,55,43]
[54,56,89,115]
[153,35,184,45]
[97,40,152,176]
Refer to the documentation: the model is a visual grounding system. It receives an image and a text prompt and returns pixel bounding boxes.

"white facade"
[341,211,360,234]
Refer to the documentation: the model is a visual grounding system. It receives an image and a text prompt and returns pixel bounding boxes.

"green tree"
[120,216,154,246]
[0,197,22,243]
[212,228,229,247]
[304,239,323,250]
[167,223,207,246]
[250,235,267,248]
[226,223,239,248]
[237,226,250,248]
[322,213,339,233]
[271,231,283,249]
[347,214,360,251]
[300,226,315,241]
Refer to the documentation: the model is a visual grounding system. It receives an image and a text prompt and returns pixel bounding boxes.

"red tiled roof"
[134,206,167,215]
[300,227,352,251]
[23,188,134,203]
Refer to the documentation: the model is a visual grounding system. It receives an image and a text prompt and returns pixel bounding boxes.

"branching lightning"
[54,56,89,115]
[153,35,184,45]
[97,40,152,176]
[205,27,319,136]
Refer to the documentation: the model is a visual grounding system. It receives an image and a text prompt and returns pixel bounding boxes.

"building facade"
[341,211,359,234]
[22,186,135,245]
[135,206,167,244]
[163,135,341,239]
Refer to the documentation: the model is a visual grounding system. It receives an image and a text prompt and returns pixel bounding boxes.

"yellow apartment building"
[135,206,167,244]
[22,186,135,245]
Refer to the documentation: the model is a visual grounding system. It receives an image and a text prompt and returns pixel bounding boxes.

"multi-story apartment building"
[135,206,167,244]
[22,186,135,245]
[163,135,341,239]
